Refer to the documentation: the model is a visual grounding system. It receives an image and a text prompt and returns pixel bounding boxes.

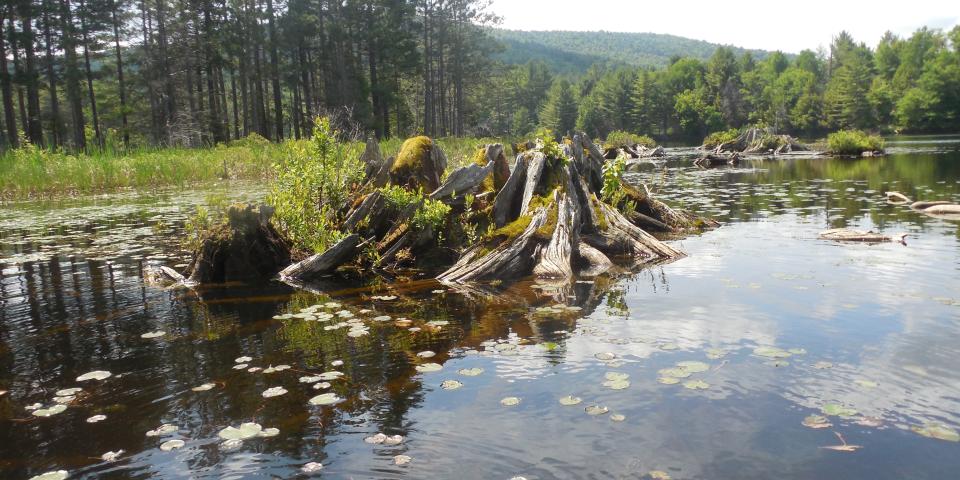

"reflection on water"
[1,146,960,479]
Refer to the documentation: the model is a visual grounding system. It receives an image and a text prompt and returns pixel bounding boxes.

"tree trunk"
[0,11,18,148]
[266,0,282,140]
[41,5,63,148]
[77,0,101,148]
[111,0,129,146]
[60,0,87,151]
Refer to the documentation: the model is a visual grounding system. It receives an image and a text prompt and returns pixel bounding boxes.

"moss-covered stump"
[389,136,447,192]
[710,127,808,155]
[185,204,291,284]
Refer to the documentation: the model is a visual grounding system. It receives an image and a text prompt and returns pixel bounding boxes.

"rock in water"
[185,204,291,284]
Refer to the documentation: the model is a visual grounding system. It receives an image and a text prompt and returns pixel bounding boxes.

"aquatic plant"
[827,129,885,155]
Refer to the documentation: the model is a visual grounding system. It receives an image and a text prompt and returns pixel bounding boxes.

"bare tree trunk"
[0,10,18,148]
[78,0,101,148]
[111,0,129,146]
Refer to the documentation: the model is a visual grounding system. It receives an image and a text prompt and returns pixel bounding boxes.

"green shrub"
[378,184,451,233]
[827,130,885,155]
[604,130,657,149]
[702,128,740,149]
[267,116,365,253]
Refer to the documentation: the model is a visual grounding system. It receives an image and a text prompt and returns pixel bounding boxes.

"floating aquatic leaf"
[146,424,178,436]
[218,423,263,440]
[159,439,185,451]
[500,396,521,406]
[25,403,42,411]
[76,370,112,382]
[585,405,609,416]
[648,471,671,480]
[101,450,124,462]
[610,414,626,422]
[657,367,691,379]
[603,379,630,390]
[855,416,884,428]
[365,433,387,444]
[683,380,710,390]
[813,361,834,369]
[394,454,412,465]
[676,361,710,373]
[559,395,582,406]
[32,404,68,417]
[373,315,391,322]
[765,360,790,367]
[854,379,878,389]
[313,382,332,390]
[441,380,463,390]
[53,395,75,404]
[417,351,436,358]
[262,386,288,398]
[55,388,82,396]
[415,363,443,373]
[802,415,832,429]
[318,371,344,380]
[308,393,343,406]
[28,470,69,480]
[254,428,277,438]
[788,348,807,355]
[594,352,616,361]
[235,356,253,363]
[604,372,629,381]
[219,439,244,451]
[706,348,727,359]
[301,462,323,473]
[820,432,862,452]
[232,364,248,370]
[247,367,262,373]
[753,347,791,359]
[821,403,858,417]
[191,383,215,392]
[263,364,291,374]
[659,343,678,351]
[540,342,559,351]
[383,434,403,445]
[347,329,369,338]
[331,360,344,367]
[657,377,680,385]
[140,331,165,339]
[86,414,107,423]
[300,375,324,384]
[912,422,960,442]
[458,368,484,376]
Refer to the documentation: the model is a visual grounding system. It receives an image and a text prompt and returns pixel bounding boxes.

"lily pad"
[28,471,69,480]
[308,393,343,406]
[912,422,960,442]
[610,413,626,422]
[594,352,617,361]
[415,363,443,373]
[604,372,629,381]
[602,379,630,390]
[364,433,387,444]
[753,346,791,358]
[313,382,332,390]
[101,450,124,462]
[458,367,484,376]
[218,422,263,440]
[86,414,107,423]
[140,331,165,339]
[802,415,832,429]
[383,434,403,445]
[373,315,391,322]
[262,386,288,398]
[676,361,710,373]
[585,405,609,416]
[53,395,75,404]
[146,424,178,436]
[317,371,344,380]
[500,396,521,406]
[394,454,412,465]
[788,348,807,355]
[263,364,291,373]
[76,370,112,382]
[559,395,583,406]
[258,427,280,437]
[55,388,82,396]
[683,379,710,390]
[191,383,216,392]
[765,360,790,367]
[32,404,67,417]
[813,361,834,369]
[159,439,185,451]
[331,360,344,367]
[657,367,691,379]
[417,350,436,358]
[821,403,858,417]
[706,348,727,360]
[232,364,249,370]
[648,471,671,480]
[235,356,253,363]
[657,377,680,385]
[302,462,324,473]
[441,380,463,390]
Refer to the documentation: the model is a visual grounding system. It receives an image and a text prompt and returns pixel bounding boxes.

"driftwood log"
[711,127,808,155]
[819,228,907,244]
[695,153,740,168]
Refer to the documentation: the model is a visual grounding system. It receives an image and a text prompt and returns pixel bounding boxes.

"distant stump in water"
[185,204,291,283]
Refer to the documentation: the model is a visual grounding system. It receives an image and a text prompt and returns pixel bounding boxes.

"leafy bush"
[378,184,451,233]
[827,130,885,155]
[604,130,657,149]
[267,117,365,253]
[702,128,740,149]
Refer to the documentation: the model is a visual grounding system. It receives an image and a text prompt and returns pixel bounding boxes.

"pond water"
[2,137,960,479]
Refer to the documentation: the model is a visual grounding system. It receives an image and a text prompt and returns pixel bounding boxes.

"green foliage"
[267,117,365,253]
[392,136,433,173]
[184,193,231,251]
[702,128,740,148]
[378,184,451,234]
[539,79,578,136]
[827,130,885,155]
[601,153,627,202]
[532,127,563,159]
[604,130,657,149]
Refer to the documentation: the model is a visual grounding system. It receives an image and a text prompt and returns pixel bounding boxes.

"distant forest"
[0,1,958,152]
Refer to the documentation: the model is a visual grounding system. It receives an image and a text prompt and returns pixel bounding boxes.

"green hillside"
[492,29,775,73]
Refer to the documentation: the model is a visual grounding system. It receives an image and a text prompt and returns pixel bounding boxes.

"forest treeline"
[0,0,958,153]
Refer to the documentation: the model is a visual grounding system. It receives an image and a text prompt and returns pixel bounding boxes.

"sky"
[489,0,960,53]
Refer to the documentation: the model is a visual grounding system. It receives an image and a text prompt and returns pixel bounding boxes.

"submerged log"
[922,204,960,215]
[818,228,907,244]
[911,200,952,210]
[279,234,361,281]
[185,204,291,284]
[885,191,912,204]
[695,153,740,168]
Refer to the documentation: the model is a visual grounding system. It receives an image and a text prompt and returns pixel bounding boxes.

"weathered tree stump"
[185,204,291,284]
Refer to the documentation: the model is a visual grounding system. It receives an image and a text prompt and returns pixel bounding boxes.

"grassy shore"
[0,135,512,200]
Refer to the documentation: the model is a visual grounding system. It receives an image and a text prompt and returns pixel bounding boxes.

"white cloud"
[491,0,959,53]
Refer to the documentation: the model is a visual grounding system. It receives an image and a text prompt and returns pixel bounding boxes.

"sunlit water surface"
[2,137,960,479]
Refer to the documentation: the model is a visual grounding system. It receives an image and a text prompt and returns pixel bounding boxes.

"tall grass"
[827,130,885,155]
[0,134,520,199]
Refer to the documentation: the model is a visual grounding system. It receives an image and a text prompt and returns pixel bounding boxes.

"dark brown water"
[2,137,960,479]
